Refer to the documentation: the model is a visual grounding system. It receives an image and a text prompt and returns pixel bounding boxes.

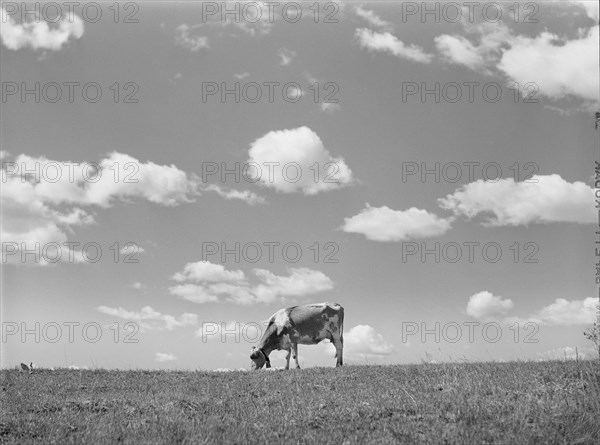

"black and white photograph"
[1,0,599,443]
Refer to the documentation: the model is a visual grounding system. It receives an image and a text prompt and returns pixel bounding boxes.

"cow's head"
[250,346,270,370]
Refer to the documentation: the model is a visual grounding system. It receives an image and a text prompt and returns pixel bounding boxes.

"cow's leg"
[333,335,343,367]
[292,342,300,369]
[285,348,291,370]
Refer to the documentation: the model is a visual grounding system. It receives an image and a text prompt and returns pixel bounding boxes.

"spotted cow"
[250,302,344,370]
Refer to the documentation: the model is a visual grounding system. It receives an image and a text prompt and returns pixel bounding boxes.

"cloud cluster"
[1,153,199,261]
[435,3,599,103]
[342,204,452,242]
[170,261,334,305]
[345,325,394,356]
[532,297,598,326]
[97,306,198,331]
[1,7,84,50]
[246,127,354,195]
[466,291,514,321]
[439,175,596,226]
[466,291,597,326]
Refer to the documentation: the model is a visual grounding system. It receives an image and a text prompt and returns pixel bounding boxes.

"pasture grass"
[1,360,599,444]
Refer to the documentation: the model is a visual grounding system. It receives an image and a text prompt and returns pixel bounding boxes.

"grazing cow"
[250,302,344,370]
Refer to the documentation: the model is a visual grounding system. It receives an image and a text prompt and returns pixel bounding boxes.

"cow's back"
[288,302,343,343]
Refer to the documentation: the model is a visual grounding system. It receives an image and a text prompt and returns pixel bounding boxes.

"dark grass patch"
[1,361,598,444]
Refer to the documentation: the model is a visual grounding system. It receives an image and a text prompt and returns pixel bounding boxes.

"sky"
[1,1,599,370]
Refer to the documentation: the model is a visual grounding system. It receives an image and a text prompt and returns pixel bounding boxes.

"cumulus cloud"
[439,175,596,226]
[1,7,84,50]
[155,352,177,362]
[345,325,394,356]
[170,261,334,305]
[435,22,510,73]
[532,297,597,326]
[342,204,452,242]
[355,28,433,63]
[1,152,199,264]
[97,306,198,331]
[354,6,392,31]
[498,27,599,104]
[466,292,597,326]
[173,261,245,283]
[246,127,354,195]
[466,291,514,321]
[434,4,599,103]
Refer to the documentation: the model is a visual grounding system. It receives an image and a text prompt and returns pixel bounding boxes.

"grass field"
[1,360,599,444]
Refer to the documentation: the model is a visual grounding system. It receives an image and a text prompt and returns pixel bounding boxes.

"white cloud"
[155,352,177,362]
[434,5,599,104]
[355,28,433,63]
[466,291,514,321]
[498,27,599,104]
[278,47,296,66]
[354,6,392,31]
[435,22,510,73]
[246,126,354,195]
[170,261,334,305]
[204,184,266,205]
[345,325,394,356]
[1,7,84,51]
[97,306,198,331]
[175,24,209,51]
[342,204,452,242]
[439,175,596,226]
[533,297,597,326]
[173,261,245,283]
[2,152,202,264]
[466,292,597,326]
[252,268,334,302]
[131,282,144,290]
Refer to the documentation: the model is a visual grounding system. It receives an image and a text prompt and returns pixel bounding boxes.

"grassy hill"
[1,360,599,444]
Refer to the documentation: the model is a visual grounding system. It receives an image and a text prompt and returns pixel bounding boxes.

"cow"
[250,302,344,370]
